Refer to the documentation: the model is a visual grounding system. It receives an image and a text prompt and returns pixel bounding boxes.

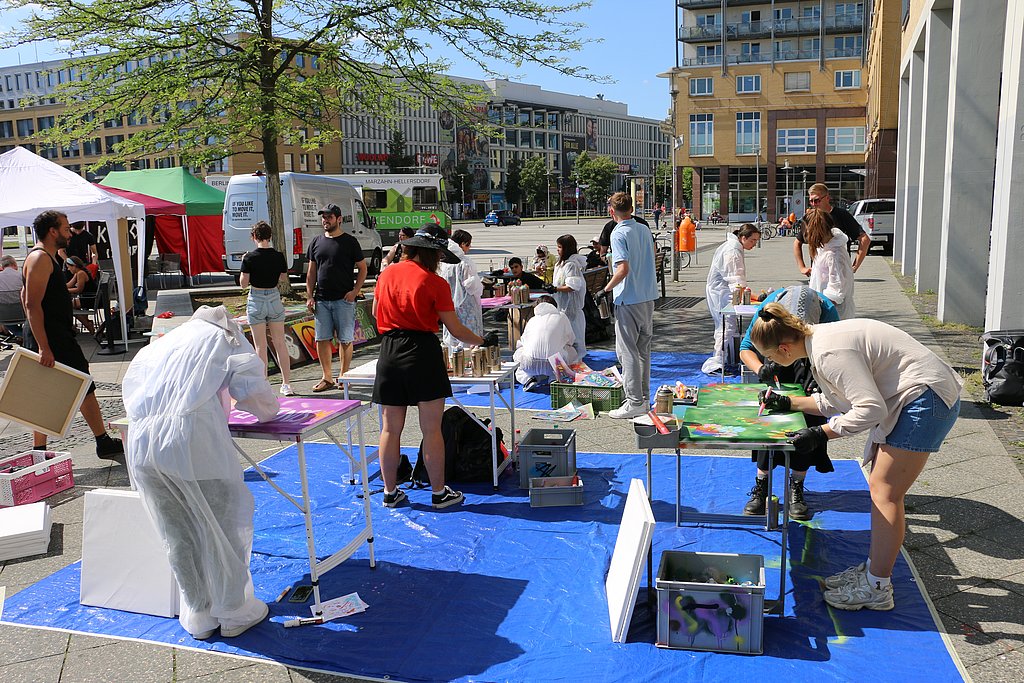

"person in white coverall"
[550,233,589,359]
[803,208,856,319]
[440,229,484,350]
[702,223,761,375]
[512,296,578,385]
[122,306,280,641]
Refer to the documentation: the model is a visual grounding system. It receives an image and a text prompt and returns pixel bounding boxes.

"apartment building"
[0,58,669,214]
[670,0,871,221]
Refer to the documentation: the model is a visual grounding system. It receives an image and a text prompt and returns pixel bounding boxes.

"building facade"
[671,0,872,221]
[0,60,669,216]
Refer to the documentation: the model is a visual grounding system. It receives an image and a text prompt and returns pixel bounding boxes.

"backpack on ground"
[981,330,1024,406]
[397,406,505,488]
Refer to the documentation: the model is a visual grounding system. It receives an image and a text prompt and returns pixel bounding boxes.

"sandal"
[311,379,335,393]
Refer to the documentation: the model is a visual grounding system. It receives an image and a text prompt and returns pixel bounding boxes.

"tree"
[571,151,617,207]
[7,1,600,289]
[519,156,549,211]
[654,162,671,205]
[682,167,694,205]
[386,130,415,173]
[505,157,524,211]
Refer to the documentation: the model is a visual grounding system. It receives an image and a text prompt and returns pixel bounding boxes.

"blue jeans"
[885,388,960,453]
[313,298,355,343]
[246,288,286,325]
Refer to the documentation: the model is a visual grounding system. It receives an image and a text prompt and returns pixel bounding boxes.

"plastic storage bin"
[517,429,577,489]
[655,550,766,655]
[550,382,624,413]
[529,475,583,507]
[0,451,74,507]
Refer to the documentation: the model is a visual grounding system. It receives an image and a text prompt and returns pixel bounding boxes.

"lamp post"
[575,178,589,224]
[457,172,468,219]
[753,144,761,226]
[783,159,791,217]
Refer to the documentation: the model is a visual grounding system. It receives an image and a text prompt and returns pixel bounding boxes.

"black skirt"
[372,330,452,406]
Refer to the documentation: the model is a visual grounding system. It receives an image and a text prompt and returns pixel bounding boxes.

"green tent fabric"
[100,168,225,216]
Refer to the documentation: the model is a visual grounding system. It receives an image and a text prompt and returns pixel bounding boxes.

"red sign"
[356,153,389,162]
[416,153,439,167]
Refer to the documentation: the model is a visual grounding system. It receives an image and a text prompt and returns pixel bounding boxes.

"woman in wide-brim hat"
[371,227,496,510]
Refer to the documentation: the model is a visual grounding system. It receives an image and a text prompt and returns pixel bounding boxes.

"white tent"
[0,146,146,345]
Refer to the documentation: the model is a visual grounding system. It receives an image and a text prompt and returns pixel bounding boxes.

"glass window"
[834,70,862,89]
[697,13,719,26]
[833,35,863,56]
[836,3,864,16]
[283,154,293,171]
[82,138,102,155]
[696,45,722,64]
[533,111,544,127]
[690,77,713,96]
[548,112,558,129]
[504,108,516,126]
[16,118,34,137]
[736,75,761,94]
[295,54,305,68]
[826,126,866,153]
[518,110,530,126]
[741,42,761,56]
[104,134,125,154]
[520,130,532,147]
[777,128,817,154]
[689,113,713,156]
[548,133,558,147]
[741,11,761,23]
[0,120,14,139]
[735,112,761,155]
[803,6,821,17]
[535,132,546,148]
[37,116,54,131]
[774,7,793,20]
[62,140,80,158]
[784,71,811,91]
[505,129,517,146]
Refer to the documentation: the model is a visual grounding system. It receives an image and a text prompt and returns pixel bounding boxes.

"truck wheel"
[232,272,241,286]
[370,248,383,276]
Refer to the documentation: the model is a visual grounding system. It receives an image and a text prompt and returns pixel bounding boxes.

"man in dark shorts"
[793,183,871,274]
[21,210,124,461]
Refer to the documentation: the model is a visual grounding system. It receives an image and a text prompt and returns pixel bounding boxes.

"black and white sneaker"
[382,489,408,508]
[431,486,464,509]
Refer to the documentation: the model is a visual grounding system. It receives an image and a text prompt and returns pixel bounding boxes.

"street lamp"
[783,159,791,216]
[456,173,468,219]
[753,144,761,226]
[575,179,589,224]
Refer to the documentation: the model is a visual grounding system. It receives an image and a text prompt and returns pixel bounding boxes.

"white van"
[222,173,384,280]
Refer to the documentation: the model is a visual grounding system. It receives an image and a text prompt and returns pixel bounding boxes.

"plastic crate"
[550,382,625,413]
[517,429,577,489]
[0,451,74,507]
[529,475,583,507]
[655,551,766,654]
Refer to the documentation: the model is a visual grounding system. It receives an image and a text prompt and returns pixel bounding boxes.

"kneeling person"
[512,295,578,388]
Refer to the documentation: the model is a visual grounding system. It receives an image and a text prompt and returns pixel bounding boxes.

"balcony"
[678,14,864,44]
[825,47,864,59]
[772,17,823,37]
[678,24,722,42]
[823,13,865,34]
[679,0,765,7]
[773,49,822,62]
[681,55,723,67]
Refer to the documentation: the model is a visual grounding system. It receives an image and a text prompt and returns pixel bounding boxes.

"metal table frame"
[718,303,758,380]
[635,423,793,616]
[338,358,518,489]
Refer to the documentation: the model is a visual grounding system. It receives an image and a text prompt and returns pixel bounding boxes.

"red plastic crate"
[0,451,74,507]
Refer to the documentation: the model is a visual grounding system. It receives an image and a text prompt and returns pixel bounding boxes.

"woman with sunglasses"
[753,303,962,612]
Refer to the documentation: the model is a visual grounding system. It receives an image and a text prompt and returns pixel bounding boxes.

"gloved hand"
[786,426,829,455]
[757,389,791,412]
[543,284,557,294]
[481,331,500,348]
[756,361,780,385]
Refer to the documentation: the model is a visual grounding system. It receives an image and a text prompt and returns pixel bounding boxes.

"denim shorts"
[246,288,286,324]
[885,387,960,452]
[313,298,355,343]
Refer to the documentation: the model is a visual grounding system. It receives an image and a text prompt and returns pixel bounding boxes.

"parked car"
[484,210,521,226]
[849,198,896,255]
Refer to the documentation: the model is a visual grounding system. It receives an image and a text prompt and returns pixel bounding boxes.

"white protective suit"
[552,253,589,359]
[512,302,579,384]
[702,232,747,374]
[123,306,280,638]
[440,239,484,350]
[808,227,856,319]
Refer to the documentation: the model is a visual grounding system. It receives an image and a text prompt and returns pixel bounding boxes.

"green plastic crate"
[550,382,624,412]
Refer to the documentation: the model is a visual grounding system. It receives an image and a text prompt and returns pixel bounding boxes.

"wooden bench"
[583,267,609,296]
[655,250,667,298]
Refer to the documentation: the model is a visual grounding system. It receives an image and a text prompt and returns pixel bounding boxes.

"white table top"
[340,358,518,385]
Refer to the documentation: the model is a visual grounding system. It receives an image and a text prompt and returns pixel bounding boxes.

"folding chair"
[0,287,26,349]
[77,271,110,336]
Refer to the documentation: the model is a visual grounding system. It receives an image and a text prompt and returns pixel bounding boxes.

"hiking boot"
[788,478,812,521]
[824,562,867,590]
[382,489,408,508]
[742,477,769,515]
[431,486,464,509]
[823,573,894,611]
[96,434,125,463]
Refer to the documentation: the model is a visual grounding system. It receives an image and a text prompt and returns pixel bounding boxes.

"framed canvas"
[606,478,656,643]
[0,346,91,437]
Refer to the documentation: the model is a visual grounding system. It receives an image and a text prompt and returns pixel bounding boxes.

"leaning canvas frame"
[0,346,91,438]
[606,478,656,643]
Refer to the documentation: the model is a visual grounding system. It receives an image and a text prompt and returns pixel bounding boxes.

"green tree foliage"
[571,151,616,206]
[654,162,671,205]
[386,130,415,173]
[519,156,549,210]
[682,167,694,204]
[504,157,524,210]
[5,0,600,276]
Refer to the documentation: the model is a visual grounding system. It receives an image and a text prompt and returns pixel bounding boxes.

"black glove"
[543,284,557,294]
[786,426,829,455]
[481,331,499,348]
[756,361,780,385]
[757,389,791,412]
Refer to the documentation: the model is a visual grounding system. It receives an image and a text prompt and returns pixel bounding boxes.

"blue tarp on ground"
[0,446,963,682]
[449,350,739,410]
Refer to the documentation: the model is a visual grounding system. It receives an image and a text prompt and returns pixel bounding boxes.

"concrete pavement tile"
[996,570,1024,597]
[174,646,269,680]
[59,638,172,683]
[0,652,65,683]
[964,647,1024,683]
[905,511,960,549]
[973,520,1024,557]
[0,624,68,665]
[932,580,1024,648]
[907,548,987,600]
[66,633,120,651]
[920,534,1024,582]
[289,667,366,682]
[918,608,1010,669]
[909,484,1024,540]
[180,660,291,681]
[912,456,1021,498]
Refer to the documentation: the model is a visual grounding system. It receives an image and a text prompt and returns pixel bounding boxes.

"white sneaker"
[824,562,866,590]
[280,383,295,396]
[607,402,648,419]
[220,602,269,637]
[823,573,894,611]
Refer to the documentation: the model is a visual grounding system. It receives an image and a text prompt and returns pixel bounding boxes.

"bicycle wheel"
[762,225,776,240]
[677,251,691,269]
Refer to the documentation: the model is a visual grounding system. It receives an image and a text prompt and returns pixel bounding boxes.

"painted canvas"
[671,405,806,443]
[697,382,804,408]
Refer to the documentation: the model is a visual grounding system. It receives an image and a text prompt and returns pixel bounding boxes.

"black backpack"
[396,406,505,487]
[981,330,1024,406]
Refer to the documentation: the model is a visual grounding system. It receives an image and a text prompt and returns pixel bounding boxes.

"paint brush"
[774,375,781,389]
[758,387,772,417]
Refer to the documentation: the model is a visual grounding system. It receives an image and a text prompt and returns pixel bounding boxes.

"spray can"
[766,494,779,529]
[655,386,674,414]
[742,287,751,305]
[488,345,501,371]
[452,349,465,376]
[494,281,507,297]
[472,348,486,377]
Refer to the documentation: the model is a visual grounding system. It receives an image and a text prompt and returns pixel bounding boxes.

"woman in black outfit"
[240,221,294,396]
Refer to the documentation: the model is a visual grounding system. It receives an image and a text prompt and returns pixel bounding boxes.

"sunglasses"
[808,197,823,205]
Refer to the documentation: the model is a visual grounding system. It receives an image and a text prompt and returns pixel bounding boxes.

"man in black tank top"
[22,210,124,462]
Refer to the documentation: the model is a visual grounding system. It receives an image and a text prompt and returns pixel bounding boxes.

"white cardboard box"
[80,489,179,618]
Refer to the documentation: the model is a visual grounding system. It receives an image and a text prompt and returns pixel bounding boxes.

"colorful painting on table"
[229,397,361,434]
[671,405,806,442]
[697,383,805,408]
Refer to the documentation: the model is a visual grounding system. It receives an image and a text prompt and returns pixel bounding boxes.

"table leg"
[509,370,517,487]
[675,448,681,527]
[489,380,499,490]
[646,448,654,601]
[296,439,324,617]
[357,408,376,569]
